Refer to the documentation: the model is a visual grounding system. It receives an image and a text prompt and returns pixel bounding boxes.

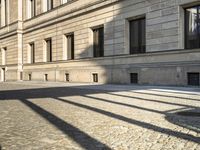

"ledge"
[23,48,200,67]
[0,22,18,37]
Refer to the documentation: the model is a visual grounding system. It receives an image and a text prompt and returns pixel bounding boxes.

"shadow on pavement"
[0,83,200,147]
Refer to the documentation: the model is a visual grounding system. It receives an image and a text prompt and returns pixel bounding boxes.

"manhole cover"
[176,111,200,117]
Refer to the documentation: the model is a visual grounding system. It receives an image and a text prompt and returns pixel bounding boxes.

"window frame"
[1,0,8,26]
[61,0,68,4]
[29,0,36,18]
[4,0,7,25]
[93,26,104,58]
[47,0,53,11]
[29,42,35,64]
[129,17,146,54]
[45,38,52,62]
[1,47,7,65]
[65,33,74,60]
[185,5,200,49]
[92,73,98,83]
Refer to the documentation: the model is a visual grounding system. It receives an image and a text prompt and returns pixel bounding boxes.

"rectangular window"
[0,0,7,26]
[46,38,52,62]
[65,73,69,82]
[93,27,104,57]
[20,72,23,80]
[2,47,7,65]
[93,73,98,82]
[29,43,35,63]
[61,0,68,4]
[30,0,36,18]
[1,68,5,82]
[188,72,200,86]
[0,1,1,26]
[66,34,74,60]
[5,0,7,25]
[28,74,32,81]
[44,74,48,81]
[185,5,200,49]
[130,18,146,54]
[47,0,53,11]
[130,73,138,84]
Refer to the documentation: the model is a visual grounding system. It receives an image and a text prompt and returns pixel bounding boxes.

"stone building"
[0,0,200,86]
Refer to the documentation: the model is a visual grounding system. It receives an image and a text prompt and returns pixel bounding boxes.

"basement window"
[20,72,23,80]
[28,74,32,81]
[130,73,138,84]
[187,72,199,86]
[44,74,48,81]
[65,73,69,82]
[93,73,98,83]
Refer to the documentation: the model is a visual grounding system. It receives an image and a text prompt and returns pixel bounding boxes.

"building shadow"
[20,98,111,150]
[54,97,200,143]
[0,84,200,148]
[108,92,198,109]
[130,91,200,102]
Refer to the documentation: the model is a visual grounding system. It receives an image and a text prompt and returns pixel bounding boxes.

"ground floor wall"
[21,49,200,86]
[0,65,20,82]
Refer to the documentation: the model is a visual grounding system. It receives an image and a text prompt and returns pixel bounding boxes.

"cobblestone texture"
[0,82,199,150]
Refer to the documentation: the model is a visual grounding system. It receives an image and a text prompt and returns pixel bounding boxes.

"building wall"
[0,0,200,85]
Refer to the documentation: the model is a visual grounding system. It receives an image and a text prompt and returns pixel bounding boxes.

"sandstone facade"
[0,0,200,86]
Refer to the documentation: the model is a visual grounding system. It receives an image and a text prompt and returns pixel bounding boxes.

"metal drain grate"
[176,111,200,117]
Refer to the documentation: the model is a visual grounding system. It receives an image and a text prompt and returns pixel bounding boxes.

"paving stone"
[0,82,199,150]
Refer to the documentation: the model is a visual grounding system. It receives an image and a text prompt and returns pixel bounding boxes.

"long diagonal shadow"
[84,95,164,114]
[55,97,200,144]
[149,89,200,96]
[130,91,200,102]
[20,99,111,150]
[108,93,198,109]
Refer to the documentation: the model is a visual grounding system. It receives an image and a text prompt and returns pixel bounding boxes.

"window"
[0,0,1,26]
[1,47,6,65]
[130,18,146,54]
[65,73,69,82]
[47,0,53,11]
[4,0,7,25]
[1,68,5,82]
[130,73,138,84]
[45,38,52,62]
[93,73,98,82]
[66,33,74,60]
[20,72,23,80]
[28,0,36,18]
[44,74,48,81]
[188,72,199,86]
[1,0,7,26]
[61,0,68,4]
[28,74,32,81]
[43,0,53,12]
[185,5,200,49]
[29,43,35,63]
[93,27,104,57]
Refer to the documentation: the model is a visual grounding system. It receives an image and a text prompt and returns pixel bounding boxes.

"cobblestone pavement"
[0,82,200,150]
